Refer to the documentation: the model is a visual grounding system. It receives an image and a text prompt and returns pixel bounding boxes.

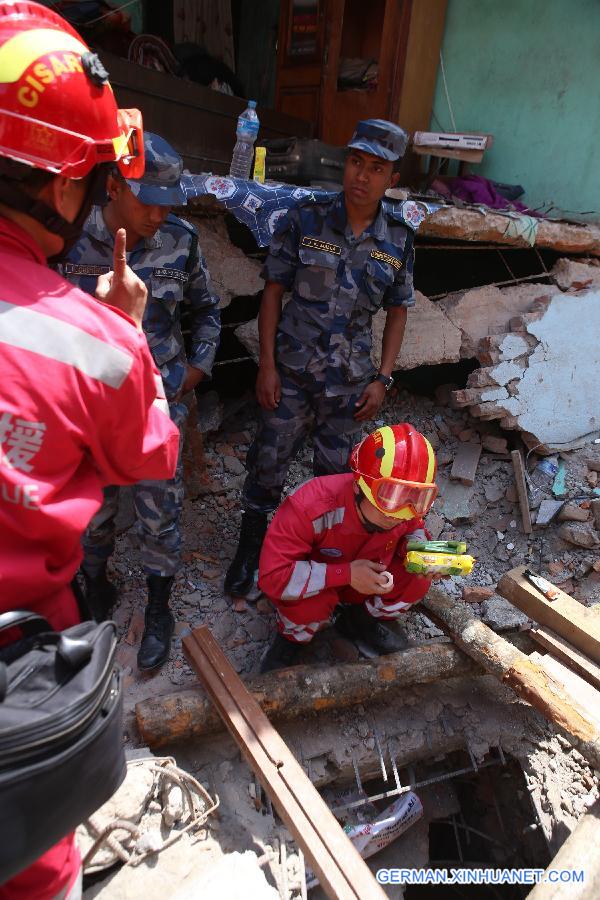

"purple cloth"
[447,174,540,216]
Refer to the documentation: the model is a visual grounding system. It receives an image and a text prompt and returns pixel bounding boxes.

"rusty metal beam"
[182,626,386,900]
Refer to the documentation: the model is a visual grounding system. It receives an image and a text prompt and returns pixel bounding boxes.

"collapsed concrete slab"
[439,283,553,358]
[452,289,600,450]
[235,290,461,371]
[372,290,461,369]
[187,215,263,308]
[420,206,600,256]
[551,257,600,292]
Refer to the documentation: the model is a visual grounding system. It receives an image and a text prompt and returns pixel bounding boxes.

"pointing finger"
[113,228,127,280]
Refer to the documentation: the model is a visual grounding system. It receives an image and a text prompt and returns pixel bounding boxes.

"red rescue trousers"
[271,556,431,643]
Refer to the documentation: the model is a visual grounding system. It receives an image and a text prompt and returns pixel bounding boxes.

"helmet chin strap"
[354,492,390,534]
[0,165,108,262]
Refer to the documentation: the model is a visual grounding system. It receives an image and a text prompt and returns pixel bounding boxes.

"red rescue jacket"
[258,473,428,602]
[0,216,179,628]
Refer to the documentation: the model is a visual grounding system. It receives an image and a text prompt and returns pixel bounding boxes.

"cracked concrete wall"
[453,289,600,450]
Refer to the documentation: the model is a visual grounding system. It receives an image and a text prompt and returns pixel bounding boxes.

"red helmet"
[0,0,144,178]
[350,423,438,520]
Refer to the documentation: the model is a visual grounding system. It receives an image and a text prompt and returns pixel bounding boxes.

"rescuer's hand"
[176,365,205,401]
[96,228,147,329]
[354,380,386,421]
[256,363,281,410]
[350,560,393,595]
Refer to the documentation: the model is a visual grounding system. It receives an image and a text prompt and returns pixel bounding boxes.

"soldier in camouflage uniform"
[61,132,220,669]
[225,119,415,599]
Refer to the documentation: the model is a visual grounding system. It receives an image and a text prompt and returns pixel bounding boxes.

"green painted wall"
[431,0,600,215]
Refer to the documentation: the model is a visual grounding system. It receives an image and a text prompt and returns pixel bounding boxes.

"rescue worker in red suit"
[258,424,437,672]
[0,3,179,898]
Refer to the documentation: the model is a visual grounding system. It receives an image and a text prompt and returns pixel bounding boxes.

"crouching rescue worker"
[225,118,415,601]
[61,132,221,671]
[0,2,178,896]
[258,424,437,672]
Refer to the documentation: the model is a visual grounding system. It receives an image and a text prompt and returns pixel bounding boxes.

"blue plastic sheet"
[182,174,440,247]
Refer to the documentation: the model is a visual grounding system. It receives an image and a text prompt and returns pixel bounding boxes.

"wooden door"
[275,0,326,129]
[319,0,411,146]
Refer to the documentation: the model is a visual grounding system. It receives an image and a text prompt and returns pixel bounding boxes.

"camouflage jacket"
[262,192,415,396]
[60,206,221,401]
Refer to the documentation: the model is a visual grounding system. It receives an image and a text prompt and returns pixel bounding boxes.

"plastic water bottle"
[229,100,259,180]
[528,456,559,508]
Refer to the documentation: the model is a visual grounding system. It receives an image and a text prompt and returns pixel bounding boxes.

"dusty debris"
[559,522,600,549]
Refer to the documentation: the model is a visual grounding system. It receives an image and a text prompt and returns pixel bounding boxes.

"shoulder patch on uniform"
[383,199,428,231]
[63,263,111,276]
[371,249,402,270]
[301,236,342,255]
[153,267,189,282]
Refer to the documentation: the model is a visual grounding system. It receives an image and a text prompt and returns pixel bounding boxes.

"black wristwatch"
[372,373,394,391]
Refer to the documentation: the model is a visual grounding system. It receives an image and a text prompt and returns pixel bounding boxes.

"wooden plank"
[422,587,600,771]
[450,441,482,486]
[527,798,600,899]
[534,653,600,731]
[530,626,600,692]
[182,626,386,900]
[510,450,533,534]
[497,565,600,663]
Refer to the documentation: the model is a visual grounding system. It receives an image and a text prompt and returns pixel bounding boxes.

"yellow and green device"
[404,540,475,577]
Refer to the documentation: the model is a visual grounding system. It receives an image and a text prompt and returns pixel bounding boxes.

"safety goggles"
[360,474,438,516]
[112,108,145,179]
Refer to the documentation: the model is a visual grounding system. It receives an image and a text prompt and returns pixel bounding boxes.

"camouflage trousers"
[243,369,366,515]
[82,402,187,578]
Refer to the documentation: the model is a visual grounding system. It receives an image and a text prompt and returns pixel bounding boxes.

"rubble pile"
[107,383,600,728]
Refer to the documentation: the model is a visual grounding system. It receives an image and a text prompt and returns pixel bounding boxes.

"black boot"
[260,633,303,673]
[81,566,118,623]
[224,511,268,597]
[335,604,409,656]
[137,575,175,671]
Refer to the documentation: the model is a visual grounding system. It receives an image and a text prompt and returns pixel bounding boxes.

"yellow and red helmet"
[0,0,144,178]
[350,423,438,520]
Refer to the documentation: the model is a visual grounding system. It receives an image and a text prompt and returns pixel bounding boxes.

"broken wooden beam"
[527,797,600,899]
[497,565,600,662]
[510,450,533,534]
[530,626,600,692]
[182,626,386,900]
[136,641,483,747]
[422,587,600,771]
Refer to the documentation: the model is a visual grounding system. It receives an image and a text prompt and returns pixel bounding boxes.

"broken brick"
[462,585,495,603]
[558,503,591,523]
[482,435,509,454]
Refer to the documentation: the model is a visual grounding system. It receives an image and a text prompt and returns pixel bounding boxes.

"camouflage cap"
[125,131,190,206]
[347,118,408,162]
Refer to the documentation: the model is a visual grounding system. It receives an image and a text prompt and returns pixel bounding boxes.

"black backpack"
[0,611,125,884]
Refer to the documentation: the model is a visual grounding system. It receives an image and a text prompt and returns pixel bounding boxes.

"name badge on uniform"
[370,249,402,270]
[63,263,110,276]
[301,236,342,255]
[153,268,189,282]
